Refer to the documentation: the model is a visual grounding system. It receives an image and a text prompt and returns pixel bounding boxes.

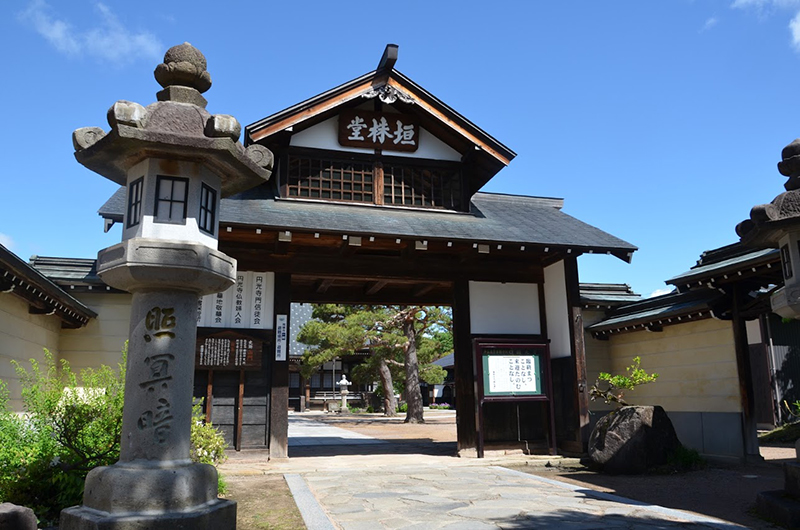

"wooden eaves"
[0,245,96,329]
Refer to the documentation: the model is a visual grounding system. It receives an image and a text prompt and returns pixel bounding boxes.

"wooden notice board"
[195,329,268,450]
[475,339,556,457]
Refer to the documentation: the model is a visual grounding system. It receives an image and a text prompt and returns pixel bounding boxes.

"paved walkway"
[226,415,744,529]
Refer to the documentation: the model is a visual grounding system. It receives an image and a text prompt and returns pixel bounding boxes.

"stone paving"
[287,464,741,529]
[261,416,744,529]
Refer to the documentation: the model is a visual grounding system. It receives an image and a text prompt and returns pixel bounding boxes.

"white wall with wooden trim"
[58,292,131,372]
[544,261,570,359]
[0,293,62,410]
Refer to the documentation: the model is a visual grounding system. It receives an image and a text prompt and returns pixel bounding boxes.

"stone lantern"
[737,139,800,319]
[60,43,272,530]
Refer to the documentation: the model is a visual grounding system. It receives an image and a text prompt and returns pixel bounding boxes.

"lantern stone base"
[60,462,235,530]
[59,499,235,530]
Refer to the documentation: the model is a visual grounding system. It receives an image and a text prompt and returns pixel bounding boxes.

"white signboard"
[197,271,274,329]
[487,355,538,394]
[275,314,288,361]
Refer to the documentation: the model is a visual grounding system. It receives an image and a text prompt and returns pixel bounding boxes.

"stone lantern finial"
[154,42,212,107]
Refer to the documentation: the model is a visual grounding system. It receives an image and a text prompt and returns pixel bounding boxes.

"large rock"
[0,502,37,530]
[588,405,682,474]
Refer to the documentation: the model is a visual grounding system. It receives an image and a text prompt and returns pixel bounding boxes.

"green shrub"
[0,346,229,522]
[0,348,126,525]
[190,403,227,467]
[589,356,658,407]
[398,402,408,413]
[190,402,228,494]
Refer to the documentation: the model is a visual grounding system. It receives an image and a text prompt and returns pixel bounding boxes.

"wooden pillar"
[731,284,762,462]
[453,279,479,456]
[269,273,291,459]
[564,257,590,448]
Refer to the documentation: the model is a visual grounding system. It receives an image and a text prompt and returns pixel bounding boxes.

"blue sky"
[1,1,799,298]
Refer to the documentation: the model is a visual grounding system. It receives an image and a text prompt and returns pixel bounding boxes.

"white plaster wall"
[59,292,131,372]
[290,116,462,162]
[0,293,61,411]
[746,319,762,345]
[468,281,540,335]
[544,261,571,359]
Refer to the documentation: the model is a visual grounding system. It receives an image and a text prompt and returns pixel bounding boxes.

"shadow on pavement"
[288,440,457,458]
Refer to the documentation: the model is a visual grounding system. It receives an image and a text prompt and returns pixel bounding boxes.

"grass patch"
[759,422,800,444]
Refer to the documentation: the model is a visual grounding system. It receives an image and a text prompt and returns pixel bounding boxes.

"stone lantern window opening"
[782,244,794,281]
[126,176,144,228]
[155,175,189,224]
[199,182,217,235]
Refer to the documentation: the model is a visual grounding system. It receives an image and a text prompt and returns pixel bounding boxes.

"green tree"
[298,304,451,423]
[589,356,659,407]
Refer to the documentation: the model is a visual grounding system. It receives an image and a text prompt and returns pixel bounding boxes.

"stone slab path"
[289,416,387,447]
[289,464,742,529]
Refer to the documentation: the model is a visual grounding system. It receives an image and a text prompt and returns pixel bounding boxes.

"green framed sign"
[482,350,541,396]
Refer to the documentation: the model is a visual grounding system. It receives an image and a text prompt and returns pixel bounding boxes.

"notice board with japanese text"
[476,341,550,400]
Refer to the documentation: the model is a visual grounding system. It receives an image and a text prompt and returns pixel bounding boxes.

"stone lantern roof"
[72,42,272,197]
[736,138,800,247]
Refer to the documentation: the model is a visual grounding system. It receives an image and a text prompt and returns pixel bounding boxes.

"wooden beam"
[222,245,545,284]
[249,80,375,142]
[314,278,335,293]
[412,283,437,298]
[385,77,511,166]
[364,280,388,295]
[269,273,291,459]
[731,283,762,462]
[564,257,590,448]
[453,279,479,456]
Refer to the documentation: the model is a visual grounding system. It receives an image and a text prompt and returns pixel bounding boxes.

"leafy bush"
[190,403,227,467]
[429,403,453,410]
[190,402,228,494]
[589,356,658,407]
[398,402,408,413]
[0,348,126,525]
[0,347,229,522]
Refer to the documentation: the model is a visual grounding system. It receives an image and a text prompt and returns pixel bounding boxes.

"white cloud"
[729,0,800,53]
[731,0,800,10]
[18,0,162,64]
[701,17,719,31]
[790,10,800,49]
[0,233,15,251]
[648,287,674,299]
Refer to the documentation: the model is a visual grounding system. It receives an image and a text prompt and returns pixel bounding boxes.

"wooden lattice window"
[286,155,374,203]
[383,163,462,210]
[126,176,144,228]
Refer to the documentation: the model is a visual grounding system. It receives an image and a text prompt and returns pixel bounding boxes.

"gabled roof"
[29,256,124,293]
[99,186,637,262]
[587,289,722,337]
[666,242,779,290]
[580,283,641,309]
[244,45,516,196]
[0,245,96,329]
